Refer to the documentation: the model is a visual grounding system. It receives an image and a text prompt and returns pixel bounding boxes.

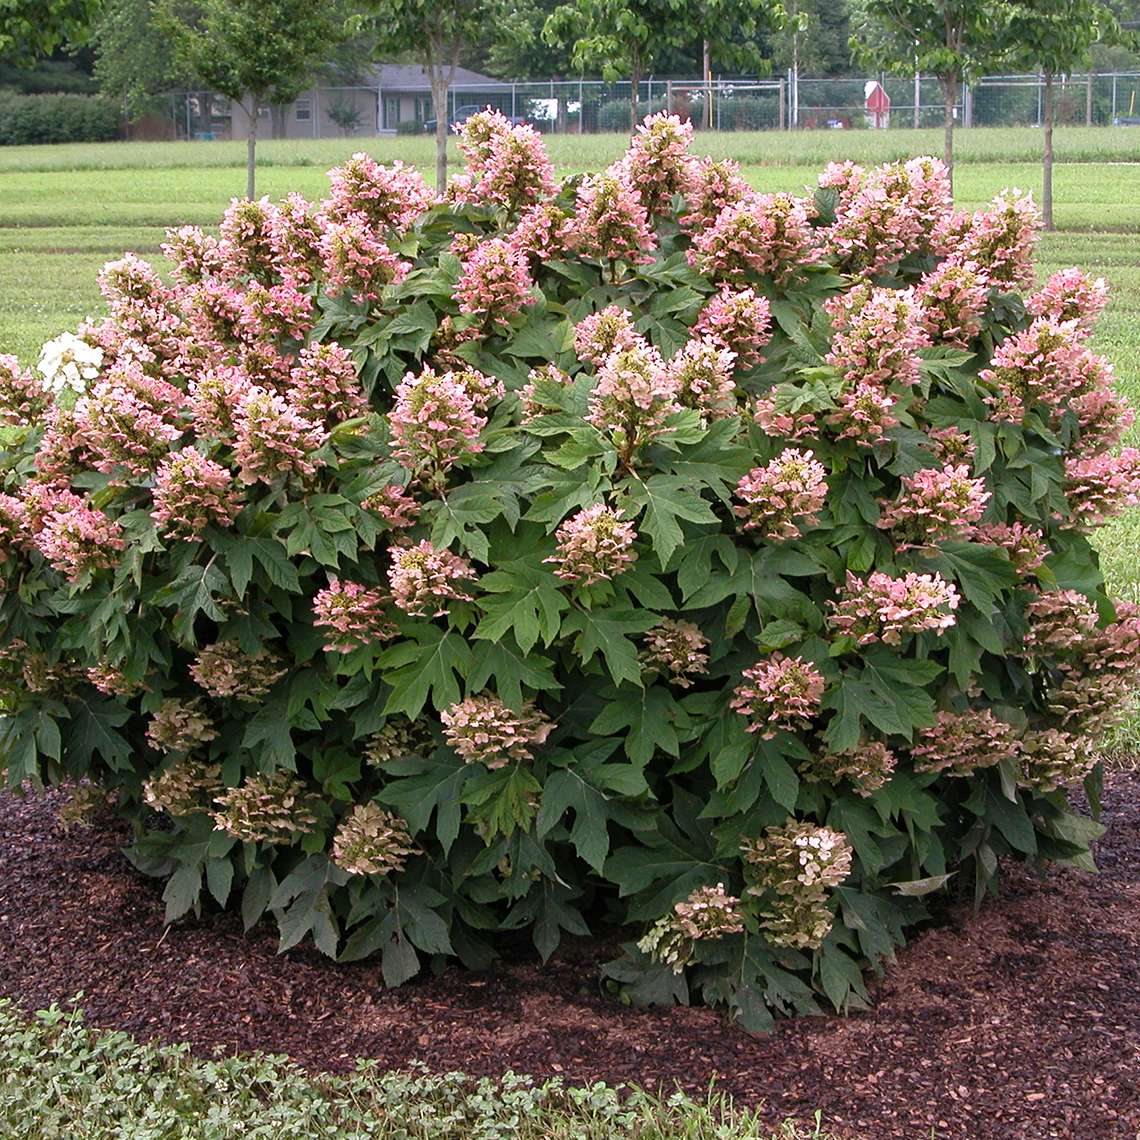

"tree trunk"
[1043,68,1054,232]
[556,79,568,134]
[940,73,957,189]
[432,70,449,192]
[246,95,258,200]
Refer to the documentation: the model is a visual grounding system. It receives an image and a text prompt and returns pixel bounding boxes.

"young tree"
[328,97,365,136]
[0,0,99,65]
[364,0,492,192]
[851,0,1007,181]
[1002,1,1120,230]
[544,0,779,132]
[157,0,351,198]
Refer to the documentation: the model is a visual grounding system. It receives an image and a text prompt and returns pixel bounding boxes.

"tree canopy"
[544,0,780,128]
[0,0,100,65]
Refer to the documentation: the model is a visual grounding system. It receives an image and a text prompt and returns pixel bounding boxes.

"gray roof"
[367,63,502,91]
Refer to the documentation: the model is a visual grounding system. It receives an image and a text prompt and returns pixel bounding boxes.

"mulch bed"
[1,777,1138,1140]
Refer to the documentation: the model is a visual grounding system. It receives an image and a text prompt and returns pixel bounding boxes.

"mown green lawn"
[1,123,1137,173]
[1,126,1138,639]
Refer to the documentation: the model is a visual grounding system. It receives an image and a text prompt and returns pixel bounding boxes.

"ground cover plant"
[1,112,1138,1030]
[0,999,831,1139]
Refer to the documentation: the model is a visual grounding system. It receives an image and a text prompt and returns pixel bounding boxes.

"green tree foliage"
[543,0,780,130]
[157,0,351,197]
[485,0,577,79]
[93,0,190,117]
[0,0,99,65]
[850,0,1007,180]
[364,0,495,191]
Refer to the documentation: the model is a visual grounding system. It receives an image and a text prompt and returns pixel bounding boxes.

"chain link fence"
[163,72,1140,141]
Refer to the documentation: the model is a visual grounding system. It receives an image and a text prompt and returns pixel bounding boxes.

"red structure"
[865,80,891,128]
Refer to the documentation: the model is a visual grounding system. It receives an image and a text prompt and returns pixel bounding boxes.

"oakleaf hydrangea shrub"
[1,112,1137,1031]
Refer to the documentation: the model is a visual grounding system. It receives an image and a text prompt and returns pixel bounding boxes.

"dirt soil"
[0,775,1138,1140]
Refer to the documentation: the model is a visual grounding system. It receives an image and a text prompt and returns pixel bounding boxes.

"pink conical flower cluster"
[545,504,638,587]
[388,365,488,478]
[387,540,477,617]
[731,654,825,738]
[734,449,828,541]
[1028,268,1109,332]
[453,109,555,215]
[823,157,952,274]
[586,343,682,454]
[826,284,930,389]
[152,447,242,539]
[618,112,696,216]
[441,692,553,768]
[829,570,960,646]
[667,338,738,423]
[33,489,124,581]
[683,156,753,230]
[313,579,398,652]
[915,260,990,347]
[573,306,643,366]
[911,709,1020,777]
[325,153,436,232]
[569,172,657,267]
[692,287,772,372]
[877,463,990,548]
[456,238,536,330]
[689,193,819,282]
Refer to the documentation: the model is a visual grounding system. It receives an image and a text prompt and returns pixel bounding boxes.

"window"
[295,98,312,122]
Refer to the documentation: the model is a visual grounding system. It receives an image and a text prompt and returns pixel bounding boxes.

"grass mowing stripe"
[0,125,1138,173]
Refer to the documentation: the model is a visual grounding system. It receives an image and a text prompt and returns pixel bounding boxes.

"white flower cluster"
[37,332,103,399]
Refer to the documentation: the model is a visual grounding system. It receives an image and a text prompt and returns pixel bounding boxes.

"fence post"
[511,83,517,118]
[704,40,712,129]
[963,83,972,128]
[913,70,920,128]
[1111,73,1117,121]
[1086,72,1093,126]
[666,79,673,114]
[1036,73,1042,127]
[778,77,786,130]
[313,87,319,138]
[579,79,584,133]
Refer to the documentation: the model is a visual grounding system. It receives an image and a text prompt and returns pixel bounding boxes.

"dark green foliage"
[0,90,119,145]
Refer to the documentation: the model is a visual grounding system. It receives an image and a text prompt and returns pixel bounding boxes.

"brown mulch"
[1,778,1139,1140]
